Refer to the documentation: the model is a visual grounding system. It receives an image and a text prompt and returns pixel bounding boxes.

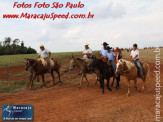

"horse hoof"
[78,87,81,90]
[102,92,104,94]
[127,93,130,97]
[108,88,112,91]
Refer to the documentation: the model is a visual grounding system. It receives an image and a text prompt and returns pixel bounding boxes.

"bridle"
[116,61,128,75]
[25,60,36,71]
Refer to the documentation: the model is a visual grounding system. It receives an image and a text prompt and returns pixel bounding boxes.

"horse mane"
[76,58,84,61]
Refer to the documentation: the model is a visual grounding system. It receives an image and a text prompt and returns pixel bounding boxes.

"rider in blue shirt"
[106,46,116,73]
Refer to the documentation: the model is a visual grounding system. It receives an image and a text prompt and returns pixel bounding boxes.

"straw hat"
[40,45,44,48]
[85,43,89,46]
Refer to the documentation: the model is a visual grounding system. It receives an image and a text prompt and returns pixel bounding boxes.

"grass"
[0,79,28,93]
[0,51,82,67]
[121,49,163,63]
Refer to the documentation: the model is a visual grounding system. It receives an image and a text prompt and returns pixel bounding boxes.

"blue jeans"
[109,60,116,73]
[134,59,143,77]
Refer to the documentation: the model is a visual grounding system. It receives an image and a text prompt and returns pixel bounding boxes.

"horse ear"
[72,53,74,59]
[123,61,126,65]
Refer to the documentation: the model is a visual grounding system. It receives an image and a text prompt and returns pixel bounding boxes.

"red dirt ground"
[0,62,162,122]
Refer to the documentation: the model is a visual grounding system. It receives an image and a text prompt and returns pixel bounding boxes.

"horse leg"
[100,78,104,94]
[56,70,61,83]
[134,79,140,92]
[102,79,104,94]
[107,78,112,91]
[111,77,115,87]
[30,74,36,89]
[51,71,55,86]
[127,79,131,96]
[116,75,120,90]
[79,73,84,89]
[84,74,89,87]
[41,75,46,87]
[28,73,33,88]
[95,76,98,85]
[142,75,147,91]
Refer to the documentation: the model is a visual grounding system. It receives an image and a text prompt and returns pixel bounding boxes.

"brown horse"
[69,56,100,89]
[25,58,61,89]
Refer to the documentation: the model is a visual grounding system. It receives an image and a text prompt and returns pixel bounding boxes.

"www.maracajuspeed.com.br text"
[2,12,94,20]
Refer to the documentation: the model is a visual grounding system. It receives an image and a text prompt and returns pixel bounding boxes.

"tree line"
[0,37,37,55]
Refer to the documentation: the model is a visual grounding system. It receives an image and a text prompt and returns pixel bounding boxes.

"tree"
[0,37,37,55]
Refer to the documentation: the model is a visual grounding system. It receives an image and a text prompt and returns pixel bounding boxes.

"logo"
[2,105,33,121]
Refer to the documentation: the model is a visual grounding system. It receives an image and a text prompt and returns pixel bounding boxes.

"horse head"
[115,59,128,76]
[69,54,76,70]
[25,58,36,71]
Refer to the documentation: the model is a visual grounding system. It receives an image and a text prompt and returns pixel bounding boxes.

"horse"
[115,59,150,96]
[69,55,100,89]
[25,58,61,89]
[90,58,113,94]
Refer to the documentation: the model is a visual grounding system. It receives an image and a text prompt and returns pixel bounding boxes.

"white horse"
[115,59,150,96]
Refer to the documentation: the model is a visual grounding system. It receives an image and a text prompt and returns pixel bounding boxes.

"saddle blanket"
[37,58,54,68]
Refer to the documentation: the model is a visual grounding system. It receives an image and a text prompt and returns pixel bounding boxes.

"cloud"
[90,1,126,20]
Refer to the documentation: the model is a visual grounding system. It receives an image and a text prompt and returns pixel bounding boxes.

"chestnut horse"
[25,58,61,89]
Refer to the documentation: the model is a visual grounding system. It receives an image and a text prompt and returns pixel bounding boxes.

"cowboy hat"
[106,46,112,50]
[40,45,44,48]
[102,42,109,45]
[85,43,89,46]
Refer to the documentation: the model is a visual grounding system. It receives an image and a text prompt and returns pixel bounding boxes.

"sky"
[0,0,163,52]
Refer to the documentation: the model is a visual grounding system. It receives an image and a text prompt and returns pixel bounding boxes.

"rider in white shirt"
[38,45,51,72]
[130,44,143,78]
[83,43,92,59]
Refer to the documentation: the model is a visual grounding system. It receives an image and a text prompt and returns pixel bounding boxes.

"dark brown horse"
[25,58,61,89]
[69,55,100,89]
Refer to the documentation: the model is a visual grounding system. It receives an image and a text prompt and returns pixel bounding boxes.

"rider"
[130,44,143,78]
[114,47,122,62]
[83,43,93,59]
[82,43,93,68]
[100,42,109,62]
[38,45,51,72]
[106,46,116,73]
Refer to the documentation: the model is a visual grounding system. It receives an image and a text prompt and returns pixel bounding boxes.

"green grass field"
[0,52,82,67]
[0,49,162,67]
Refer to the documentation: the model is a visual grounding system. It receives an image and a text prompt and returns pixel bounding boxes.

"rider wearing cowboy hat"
[106,46,116,73]
[83,43,93,59]
[100,42,109,61]
[38,45,51,72]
